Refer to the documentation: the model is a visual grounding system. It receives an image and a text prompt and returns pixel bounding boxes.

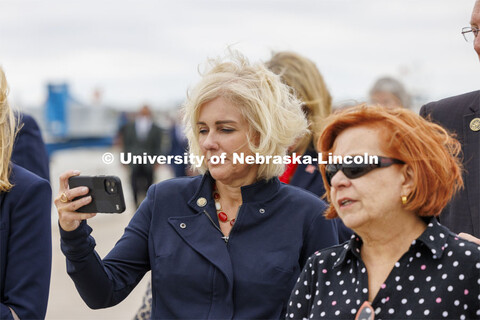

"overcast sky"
[1,0,478,111]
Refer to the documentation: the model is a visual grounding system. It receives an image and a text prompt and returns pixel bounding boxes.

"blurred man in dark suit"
[122,105,162,207]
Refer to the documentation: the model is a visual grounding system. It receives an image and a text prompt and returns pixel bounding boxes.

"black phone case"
[68,176,126,213]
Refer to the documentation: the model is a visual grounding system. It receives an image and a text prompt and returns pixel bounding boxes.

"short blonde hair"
[265,51,332,151]
[0,67,16,191]
[183,51,308,180]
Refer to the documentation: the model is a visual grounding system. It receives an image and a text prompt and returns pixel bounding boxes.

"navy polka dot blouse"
[286,218,480,319]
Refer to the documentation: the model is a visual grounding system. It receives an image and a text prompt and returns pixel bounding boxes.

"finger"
[58,170,81,193]
[458,232,480,245]
[57,195,93,213]
[54,189,89,208]
[65,186,90,201]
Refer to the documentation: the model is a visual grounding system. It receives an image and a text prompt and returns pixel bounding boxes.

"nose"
[201,131,219,151]
[330,170,352,189]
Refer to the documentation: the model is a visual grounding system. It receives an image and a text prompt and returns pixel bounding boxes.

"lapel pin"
[196,197,207,207]
[470,118,480,132]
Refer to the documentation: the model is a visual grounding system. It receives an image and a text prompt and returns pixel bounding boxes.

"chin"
[337,213,361,230]
[208,167,229,181]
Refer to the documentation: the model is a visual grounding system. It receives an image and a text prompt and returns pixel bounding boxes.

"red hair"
[318,105,463,219]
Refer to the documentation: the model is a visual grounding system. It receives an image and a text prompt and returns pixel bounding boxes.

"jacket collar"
[468,90,480,113]
[187,172,280,212]
[413,217,450,259]
[334,217,450,268]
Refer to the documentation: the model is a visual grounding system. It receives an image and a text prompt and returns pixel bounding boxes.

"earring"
[401,195,407,205]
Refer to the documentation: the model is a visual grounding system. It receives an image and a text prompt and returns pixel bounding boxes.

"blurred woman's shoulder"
[8,163,50,192]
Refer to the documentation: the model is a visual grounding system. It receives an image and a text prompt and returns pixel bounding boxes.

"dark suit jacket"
[122,120,163,167]
[420,90,480,237]
[0,164,52,319]
[12,113,50,181]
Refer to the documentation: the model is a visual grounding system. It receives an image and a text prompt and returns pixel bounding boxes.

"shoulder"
[8,164,50,193]
[17,113,40,129]
[137,175,203,220]
[3,164,51,222]
[275,184,329,227]
[444,233,480,259]
[304,243,350,268]
[421,90,480,116]
[279,183,327,208]
[149,175,202,199]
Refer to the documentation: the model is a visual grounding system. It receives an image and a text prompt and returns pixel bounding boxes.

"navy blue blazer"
[290,148,353,243]
[0,164,52,319]
[12,113,50,182]
[420,91,480,237]
[60,174,338,319]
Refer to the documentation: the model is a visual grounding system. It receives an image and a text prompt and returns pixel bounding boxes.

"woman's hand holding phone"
[54,170,96,232]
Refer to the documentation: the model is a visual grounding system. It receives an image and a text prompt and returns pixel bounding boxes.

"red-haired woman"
[287,105,479,319]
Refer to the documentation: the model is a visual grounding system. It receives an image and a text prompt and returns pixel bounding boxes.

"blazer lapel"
[462,95,480,236]
[168,173,234,287]
[168,212,234,285]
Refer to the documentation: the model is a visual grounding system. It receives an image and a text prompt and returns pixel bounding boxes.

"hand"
[54,170,96,232]
[458,232,480,245]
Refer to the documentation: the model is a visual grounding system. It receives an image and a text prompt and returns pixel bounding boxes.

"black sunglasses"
[325,156,405,186]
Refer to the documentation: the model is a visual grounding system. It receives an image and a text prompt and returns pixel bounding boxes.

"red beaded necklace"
[213,183,236,226]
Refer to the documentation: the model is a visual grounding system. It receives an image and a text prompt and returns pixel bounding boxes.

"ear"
[400,164,415,197]
[250,130,261,147]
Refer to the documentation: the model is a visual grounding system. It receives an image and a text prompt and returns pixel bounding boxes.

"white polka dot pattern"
[286,218,480,319]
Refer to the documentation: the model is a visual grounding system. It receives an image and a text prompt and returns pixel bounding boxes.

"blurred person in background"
[0,67,52,319]
[121,105,162,207]
[369,76,411,109]
[54,52,338,319]
[265,51,352,243]
[168,108,190,177]
[287,105,479,319]
[420,0,480,242]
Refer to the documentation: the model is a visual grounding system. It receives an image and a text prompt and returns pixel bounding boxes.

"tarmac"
[45,147,172,319]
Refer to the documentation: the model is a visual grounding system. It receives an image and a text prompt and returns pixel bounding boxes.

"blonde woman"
[266,51,352,243]
[55,52,338,319]
[0,67,52,319]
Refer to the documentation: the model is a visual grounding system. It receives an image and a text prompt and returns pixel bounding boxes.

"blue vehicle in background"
[42,83,118,155]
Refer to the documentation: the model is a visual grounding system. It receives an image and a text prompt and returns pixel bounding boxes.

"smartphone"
[68,175,126,213]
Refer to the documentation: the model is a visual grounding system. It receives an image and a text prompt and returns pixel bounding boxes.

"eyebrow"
[196,120,237,125]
